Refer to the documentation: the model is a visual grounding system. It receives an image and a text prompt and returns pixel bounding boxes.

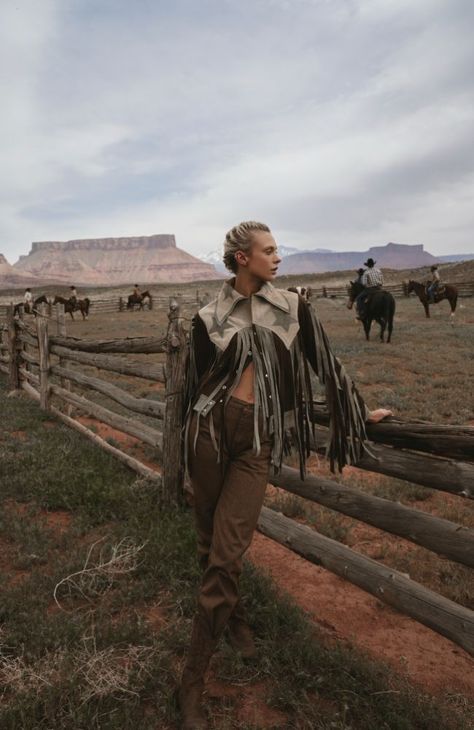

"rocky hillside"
[0,253,42,287]
[278,242,438,275]
[13,235,219,285]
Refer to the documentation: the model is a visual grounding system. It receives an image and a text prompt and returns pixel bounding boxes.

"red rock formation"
[14,235,219,285]
[0,253,40,287]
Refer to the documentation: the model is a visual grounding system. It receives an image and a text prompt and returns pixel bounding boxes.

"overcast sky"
[2,0,473,263]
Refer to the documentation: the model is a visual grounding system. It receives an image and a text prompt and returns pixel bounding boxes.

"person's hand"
[366,408,393,423]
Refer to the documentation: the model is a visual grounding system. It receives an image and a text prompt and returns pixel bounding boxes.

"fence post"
[55,303,67,336]
[36,303,50,410]
[148,294,153,310]
[7,305,20,391]
[322,286,327,298]
[55,302,73,415]
[119,296,124,312]
[162,300,187,505]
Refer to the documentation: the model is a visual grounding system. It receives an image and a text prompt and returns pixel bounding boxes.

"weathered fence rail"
[1,301,473,658]
[1,280,473,319]
[0,302,185,503]
[257,507,474,656]
[0,290,206,319]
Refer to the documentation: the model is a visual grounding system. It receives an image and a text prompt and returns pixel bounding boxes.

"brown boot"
[178,614,217,730]
[227,602,257,659]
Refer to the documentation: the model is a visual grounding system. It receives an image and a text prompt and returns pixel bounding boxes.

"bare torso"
[232,363,255,403]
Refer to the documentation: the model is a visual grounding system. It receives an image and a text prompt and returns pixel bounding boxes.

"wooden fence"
[1,303,473,657]
[1,280,473,319]
[0,291,207,319]
[319,280,474,299]
[0,302,185,504]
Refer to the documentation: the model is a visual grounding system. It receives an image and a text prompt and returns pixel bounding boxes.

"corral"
[0,277,473,727]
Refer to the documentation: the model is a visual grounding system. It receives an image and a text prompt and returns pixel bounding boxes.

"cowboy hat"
[364,258,376,267]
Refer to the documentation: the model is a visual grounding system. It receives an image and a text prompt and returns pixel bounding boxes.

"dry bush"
[53,537,146,611]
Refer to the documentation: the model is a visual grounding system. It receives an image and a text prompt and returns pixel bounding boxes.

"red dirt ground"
[6,417,473,704]
[247,532,474,699]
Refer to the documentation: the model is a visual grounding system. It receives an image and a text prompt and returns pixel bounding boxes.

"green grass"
[0,377,473,728]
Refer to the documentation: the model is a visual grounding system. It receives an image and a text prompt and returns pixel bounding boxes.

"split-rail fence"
[1,280,473,320]
[1,302,473,658]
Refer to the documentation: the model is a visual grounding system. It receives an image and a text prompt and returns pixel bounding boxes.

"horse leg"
[423,301,430,318]
[387,316,393,343]
[379,319,386,343]
[363,319,370,341]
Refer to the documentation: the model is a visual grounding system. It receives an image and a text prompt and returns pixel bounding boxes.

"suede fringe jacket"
[185,279,369,478]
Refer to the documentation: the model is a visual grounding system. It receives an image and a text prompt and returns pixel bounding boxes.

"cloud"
[1,0,473,264]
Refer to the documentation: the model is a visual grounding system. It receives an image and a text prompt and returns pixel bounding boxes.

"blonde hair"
[223,221,271,274]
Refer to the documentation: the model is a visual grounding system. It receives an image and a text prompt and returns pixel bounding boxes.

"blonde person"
[180,221,391,729]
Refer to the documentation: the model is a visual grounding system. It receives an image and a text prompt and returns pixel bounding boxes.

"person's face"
[235,231,281,281]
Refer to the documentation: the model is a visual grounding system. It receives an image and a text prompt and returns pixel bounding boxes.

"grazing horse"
[52,295,90,320]
[347,281,395,343]
[127,290,152,310]
[287,286,313,302]
[406,280,458,319]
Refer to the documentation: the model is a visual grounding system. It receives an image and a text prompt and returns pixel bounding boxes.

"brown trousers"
[188,397,272,639]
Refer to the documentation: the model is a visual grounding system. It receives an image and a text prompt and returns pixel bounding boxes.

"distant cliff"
[0,253,40,286]
[13,234,219,285]
[278,242,439,275]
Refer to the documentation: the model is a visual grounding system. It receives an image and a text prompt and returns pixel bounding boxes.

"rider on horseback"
[427,265,440,303]
[133,284,141,297]
[69,285,78,308]
[356,258,384,320]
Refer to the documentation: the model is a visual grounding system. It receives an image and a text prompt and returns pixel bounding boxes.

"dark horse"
[406,280,458,319]
[347,282,395,343]
[53,295,90,320]
[13,302,27,317]
[127,290,151,310]
[13,295,49,317]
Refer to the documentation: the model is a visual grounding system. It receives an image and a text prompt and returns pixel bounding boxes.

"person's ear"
[235,250,248,267]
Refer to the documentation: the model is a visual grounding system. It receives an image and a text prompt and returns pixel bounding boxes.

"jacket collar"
[215,278,290,325]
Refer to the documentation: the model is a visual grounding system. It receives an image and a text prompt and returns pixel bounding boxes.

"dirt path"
[247,531,474,699]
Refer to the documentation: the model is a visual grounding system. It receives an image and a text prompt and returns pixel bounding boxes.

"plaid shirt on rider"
[362,268,384,288]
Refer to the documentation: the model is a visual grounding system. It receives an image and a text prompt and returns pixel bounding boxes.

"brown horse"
[13,295,50,317]
[53,295,90,320]
[127,290,152,310]
[406,280,458,319]
[13,302,27,317]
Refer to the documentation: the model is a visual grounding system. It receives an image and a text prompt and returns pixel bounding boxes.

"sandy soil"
[247,531,474,699]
